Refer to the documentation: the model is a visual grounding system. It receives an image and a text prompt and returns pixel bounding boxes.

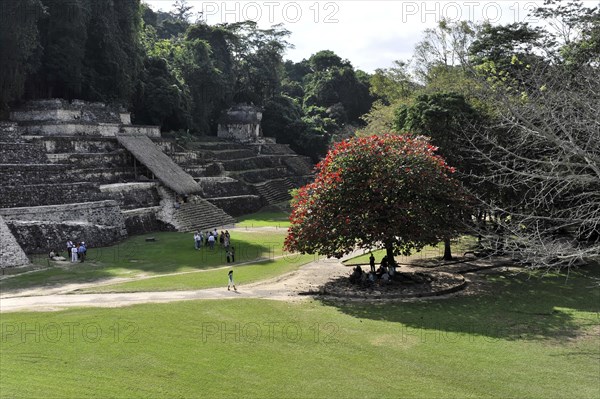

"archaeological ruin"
[0,99,314,267]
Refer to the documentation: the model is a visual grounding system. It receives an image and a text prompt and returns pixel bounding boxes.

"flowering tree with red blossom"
[284,134,470,263]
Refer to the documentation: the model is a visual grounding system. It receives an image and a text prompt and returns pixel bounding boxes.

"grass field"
[2,211,599,398]
[343,236,479,266]
[0,230,295,293]
[81,254,316,293]
[1,267,598,398]
[236,210,291,228]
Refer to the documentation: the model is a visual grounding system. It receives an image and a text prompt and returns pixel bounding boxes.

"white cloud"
[143,1,599,72]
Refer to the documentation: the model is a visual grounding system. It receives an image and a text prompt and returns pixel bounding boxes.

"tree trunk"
[385,243,395,266]
[443,238,453,261]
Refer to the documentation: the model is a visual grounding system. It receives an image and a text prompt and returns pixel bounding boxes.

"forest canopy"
[0,0,372,161]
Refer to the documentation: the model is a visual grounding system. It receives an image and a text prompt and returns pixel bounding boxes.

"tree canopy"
[284,135,470,261]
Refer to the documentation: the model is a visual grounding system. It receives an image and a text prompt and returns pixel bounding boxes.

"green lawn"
[81,254,316,293]
[236,210,291,228]
[344,236,479,266]
[1,267,598,398]
[0,230,292,293]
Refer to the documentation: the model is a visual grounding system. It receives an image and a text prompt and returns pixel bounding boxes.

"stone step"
[0,142,47,163]
[46,151,130,167]
[207,195,263,217]
[100,183,162,210]
[0,182,109,208]
[122,207,169,235]
[254,178,295,204]
[205,149,257,160]
[197,177,256,198]
[185,140,249,151]
[182,163,222,178]
[219,156,281,171]
[171,200,236,232]
[0,164,137,185]
[25,136,121,154]
[250,143,296,155]
[231,167,290,184]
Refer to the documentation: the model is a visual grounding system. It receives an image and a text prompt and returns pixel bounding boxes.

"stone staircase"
[170,138,316,212]
[254,178,295,204]
[156,187,235,232]
[171,200,236,232]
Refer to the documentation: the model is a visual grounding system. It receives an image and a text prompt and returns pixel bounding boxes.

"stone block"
[0,215,29,267]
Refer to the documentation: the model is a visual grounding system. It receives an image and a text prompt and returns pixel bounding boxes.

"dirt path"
[0,255,351,313]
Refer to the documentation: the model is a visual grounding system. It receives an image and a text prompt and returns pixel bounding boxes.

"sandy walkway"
[0,255,351,313]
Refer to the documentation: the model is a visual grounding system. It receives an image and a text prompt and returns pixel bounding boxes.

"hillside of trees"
[0,0,373,161]
[360,0,599,270]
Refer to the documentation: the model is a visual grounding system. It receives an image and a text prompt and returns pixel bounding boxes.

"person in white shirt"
[71,245,78,263]
[208,233,215,250]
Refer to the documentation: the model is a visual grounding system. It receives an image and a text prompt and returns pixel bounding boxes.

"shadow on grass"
[1,231,283,292]
[320,266,600,342]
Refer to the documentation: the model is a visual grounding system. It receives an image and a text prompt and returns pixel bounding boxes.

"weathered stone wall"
[31,137,121,154]
[234,167,290,184]
[0,183,109,209]
[10,99,126,124]
[0,215,30,267]
[120,125,161,138]
[0,143,47,163]
[207,195,263,217]
[197,177,256,198]
[0,164,135,185]
[46,152,130,167]
[284,156,315,176]
[1,201,127,254]
[122,207,174,235]
[20,123,122,137]
[0,200,126,226]
[99,183,161,210]
[0,122,21,141]
[220,156,280,171]
[218,123,261,143]
[11,109,81,122]
[251,143,296,155]
[7,221,125,254]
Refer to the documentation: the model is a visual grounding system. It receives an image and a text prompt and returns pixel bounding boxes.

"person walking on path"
[227,269,237,291]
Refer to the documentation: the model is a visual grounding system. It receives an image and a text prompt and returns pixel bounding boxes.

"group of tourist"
[67,239,87,263]
[193,229,235,263]
[48,239,88,263]
[350,253,397,285]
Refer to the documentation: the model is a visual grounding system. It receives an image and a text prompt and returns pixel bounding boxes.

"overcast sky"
[144,1,597,72]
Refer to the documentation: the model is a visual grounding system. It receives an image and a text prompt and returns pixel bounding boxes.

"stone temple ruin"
[218,104,263,143]
[0,99,314,267]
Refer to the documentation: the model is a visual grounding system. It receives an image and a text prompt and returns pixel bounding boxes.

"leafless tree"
[465,60,600,270]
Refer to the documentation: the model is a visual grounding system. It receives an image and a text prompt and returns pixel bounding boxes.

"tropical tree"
[284,135,470,262]
[0,0,45,113]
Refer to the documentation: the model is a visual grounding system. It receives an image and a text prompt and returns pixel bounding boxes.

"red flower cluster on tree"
[284,134,470,260]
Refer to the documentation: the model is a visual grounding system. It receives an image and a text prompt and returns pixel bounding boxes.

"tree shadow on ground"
[1,231,281,293]
[319,265,600,342]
